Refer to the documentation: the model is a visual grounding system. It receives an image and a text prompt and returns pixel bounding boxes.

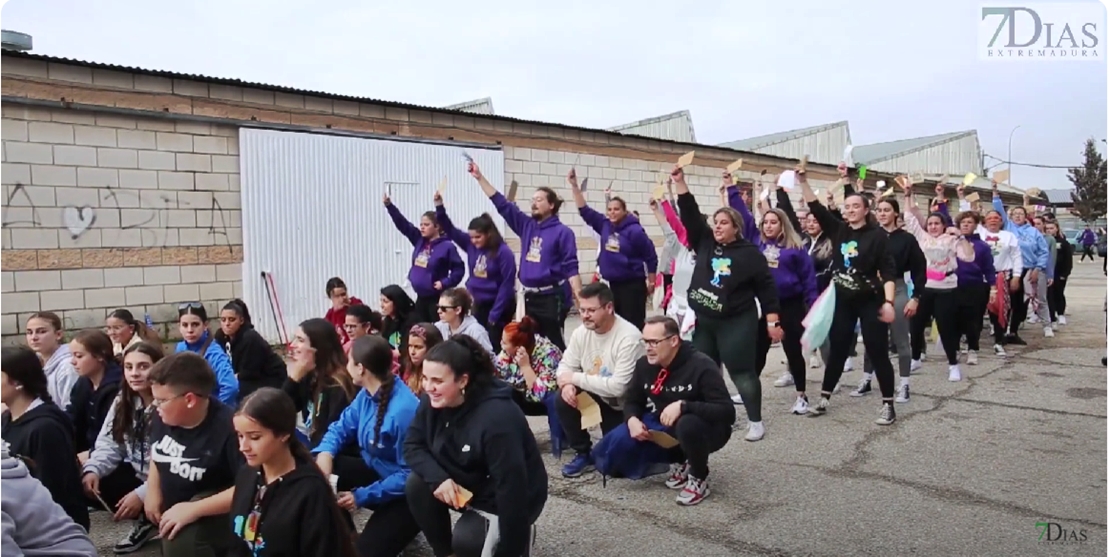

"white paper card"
[777,171,796,189]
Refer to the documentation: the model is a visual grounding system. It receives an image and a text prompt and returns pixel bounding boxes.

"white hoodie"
[41,345,79,410]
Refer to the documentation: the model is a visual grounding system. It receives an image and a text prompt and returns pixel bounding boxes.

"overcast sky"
[3,0,1106,189]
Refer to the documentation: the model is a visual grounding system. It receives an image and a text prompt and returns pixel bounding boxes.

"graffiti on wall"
[2,183,236,253]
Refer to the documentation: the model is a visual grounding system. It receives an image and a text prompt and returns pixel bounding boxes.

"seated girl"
[404,335,547,557]
[175,303,239,405]
[434,288,494,356]
[67,330,123,466]
[0,346,89,531]
[82,342,163,554]
[400,323,444,396]
[493,317,566,455]
[24,312,79,410]
[315,336,422,557]
[215,299,287,399]
[283,318,356,449]
[106,309,161,357]
[229,388,358,557]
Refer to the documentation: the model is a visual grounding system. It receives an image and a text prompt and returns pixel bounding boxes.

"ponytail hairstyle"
[71,329,119,368]
[236,387,359,557]
[421,210,443,236]
[536,187,564,213]
[402,323,444,393]
[1,346,51,404]
[112,342,164,445]
[424,334,497,398]
[108,309,161,348]
[468,213,504,253]
[502,315,540,356]
[349,335,396,446]
[214,299,252,345]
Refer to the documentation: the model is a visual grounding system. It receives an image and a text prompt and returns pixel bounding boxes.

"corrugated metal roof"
[1043,189,1074,204]
[717,121,850,151]
[852,131,976,165]
[442,97,495,115]
[607,110,697,143]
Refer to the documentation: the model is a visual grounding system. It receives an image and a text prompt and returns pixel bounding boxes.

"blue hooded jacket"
[992,196,1049,272]
[313,381,419,508]
[175,331,239,406]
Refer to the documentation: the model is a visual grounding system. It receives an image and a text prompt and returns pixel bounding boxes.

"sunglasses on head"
[178,302,204,311]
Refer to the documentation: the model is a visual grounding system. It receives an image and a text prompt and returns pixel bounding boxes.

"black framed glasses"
[642,335,675,348]
[436,305,458,312]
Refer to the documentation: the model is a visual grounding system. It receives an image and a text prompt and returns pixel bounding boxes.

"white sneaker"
[791,396,809,415]
[966,350,978,365]
[910,359,923,372]
[895,383,910,403]
[773,372,794,387]
[731,394,744,405]
[1043,326,1054,338]
[745,421,765,441]
[1051,322,1059,331]
[1028,315,1040,324]
[1059,315,1067,326]
[843,358,855,372]
[994,344,1007,357]
[948,365,962,382]
[809,355,822,369]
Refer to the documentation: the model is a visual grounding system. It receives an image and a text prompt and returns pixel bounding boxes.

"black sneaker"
[849,379,872,397]
[1007,334,1027,346]
[875,403,896,426]
[113,517,157,554]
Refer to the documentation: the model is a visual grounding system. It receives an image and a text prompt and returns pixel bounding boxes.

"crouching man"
[593,316,734,506]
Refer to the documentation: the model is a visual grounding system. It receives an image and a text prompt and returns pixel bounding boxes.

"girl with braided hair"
[315,335,422,557]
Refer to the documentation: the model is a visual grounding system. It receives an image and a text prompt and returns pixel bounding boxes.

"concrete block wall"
[1,105,243,344]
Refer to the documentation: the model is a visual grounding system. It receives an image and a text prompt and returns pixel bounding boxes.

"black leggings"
[553,390,624,455]
[674,414,732,480]
[609,278,648,331]
[335,456,421,557]
[86,464,142,511]
[692,308,761,422]
[911,289,961,365]
[756,297,807,393]
[405,473,542,557]
[821,294,894,398]
[524,290,569,352]
[414,294,440,324]
[1048,277,1067,322]
[1008,269,1029,335]
[956,285,989,352]
[473,297,517,349]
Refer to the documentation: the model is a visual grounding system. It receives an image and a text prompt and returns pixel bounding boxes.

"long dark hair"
[468,213,504,252]
[298,318,356,433]
[214,299,252,345]
[71,329,119,370]
[236,387,358,557]
[112,342,164,444]
[402,323,444,394]
[380,285,415,347]
[349,336,397,446]
[108,309,161,347]
[1,346,51,403]
[424,334,497,398]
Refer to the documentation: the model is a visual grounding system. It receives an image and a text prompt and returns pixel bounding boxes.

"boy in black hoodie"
[623,316,735,506]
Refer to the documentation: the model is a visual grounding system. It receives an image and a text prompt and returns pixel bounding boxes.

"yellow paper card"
[992,169,1010,183]
[652,183,665,201]
[965,192,981,203]
[797,155,809,172]
[726,159,744,173]
[437,176,447,194]
[1026,187,1043,197]
[649,430,680,449]
[676,151,696,168]
[455,486,473,509]
[911,172,925,184]
[962,173,977,186]
[577,393,602,430]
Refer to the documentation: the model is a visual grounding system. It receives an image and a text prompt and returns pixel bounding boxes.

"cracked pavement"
[91,263,1107,556]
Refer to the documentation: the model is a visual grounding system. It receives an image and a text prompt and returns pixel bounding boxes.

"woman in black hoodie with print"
[671,165,780,443]
[0,346,90,531]
[229,387,357,557]
[216,299,287,400]
[796,166,899,425]
[404,335,547,557]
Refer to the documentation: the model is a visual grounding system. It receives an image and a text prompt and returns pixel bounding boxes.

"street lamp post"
[1008,125,1021,188]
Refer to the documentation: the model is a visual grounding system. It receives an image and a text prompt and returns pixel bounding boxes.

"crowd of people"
[1,156,1093,557]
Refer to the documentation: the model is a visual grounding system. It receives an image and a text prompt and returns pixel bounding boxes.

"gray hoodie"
[1,441,97,557]
[42,345,79,409]
[81,395,151,501]
[435,315,495,356]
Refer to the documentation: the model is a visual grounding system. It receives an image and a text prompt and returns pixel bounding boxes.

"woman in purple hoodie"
[433,191,518,347]
[384,193,466,323]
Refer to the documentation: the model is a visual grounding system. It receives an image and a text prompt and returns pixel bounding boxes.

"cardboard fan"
[506,180,520,202]
[677,151,696,168]
[965,192,981,203]
[992,169,1010,184]
[726,159,744,173]
[1026,187,1043,198]
[437,176,447,194]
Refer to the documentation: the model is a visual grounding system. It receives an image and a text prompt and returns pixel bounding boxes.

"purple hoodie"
[957,233,996,287]
[490,192,579,289]
[728,187,816,307]
[435,206,518,325]
[387,204,465,297]
[579,206,658,283]
[727,186,760,243]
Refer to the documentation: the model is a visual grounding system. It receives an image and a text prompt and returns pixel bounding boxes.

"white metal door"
[239,128,505,343]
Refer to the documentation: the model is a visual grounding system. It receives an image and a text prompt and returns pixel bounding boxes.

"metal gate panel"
[239,128,505,343]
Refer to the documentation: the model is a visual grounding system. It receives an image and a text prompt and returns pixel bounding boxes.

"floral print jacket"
[493,334,561,403]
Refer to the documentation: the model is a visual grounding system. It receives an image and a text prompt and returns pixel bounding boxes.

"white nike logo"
[151,452,199,466]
